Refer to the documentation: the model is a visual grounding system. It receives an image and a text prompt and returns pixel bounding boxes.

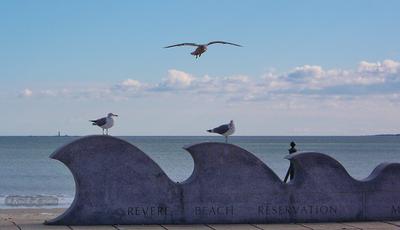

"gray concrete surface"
[2,208,400,230]
[46,135,400,225]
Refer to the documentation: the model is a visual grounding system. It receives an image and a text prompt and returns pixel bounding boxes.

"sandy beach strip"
[1,208,400,230]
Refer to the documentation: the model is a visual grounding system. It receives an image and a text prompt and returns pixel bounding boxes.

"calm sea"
[0,136,399,209]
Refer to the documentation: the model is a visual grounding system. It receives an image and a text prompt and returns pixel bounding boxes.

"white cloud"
[19,88,33,97]
[258,59,400,94]
[287,65,324,82]
[156,69,195,90]
[121,79,142,88]
[358,59,400,74]
[16,60,400,103]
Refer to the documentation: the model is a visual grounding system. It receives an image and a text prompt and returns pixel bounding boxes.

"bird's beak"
[113,114,118,117]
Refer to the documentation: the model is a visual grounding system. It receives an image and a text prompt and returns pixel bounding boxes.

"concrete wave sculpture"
[46,135,400,225]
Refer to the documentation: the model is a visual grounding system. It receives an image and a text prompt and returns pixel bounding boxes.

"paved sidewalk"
[1,209,400,230]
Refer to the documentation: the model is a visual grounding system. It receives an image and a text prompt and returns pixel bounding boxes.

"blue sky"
[1,1,399,135]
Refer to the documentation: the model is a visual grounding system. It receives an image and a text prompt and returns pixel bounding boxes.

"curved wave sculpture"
[46,135,400,225]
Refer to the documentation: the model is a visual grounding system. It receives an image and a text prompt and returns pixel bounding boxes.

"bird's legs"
[106,129,109,135]
[102,129,105,135]
[225,136,228,143]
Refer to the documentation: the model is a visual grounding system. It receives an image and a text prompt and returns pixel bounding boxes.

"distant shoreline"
[372,134,400,136]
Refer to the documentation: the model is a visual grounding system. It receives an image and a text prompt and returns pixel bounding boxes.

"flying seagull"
[90,113,118,135]
[207,120,235,143]
[164,41,242,58]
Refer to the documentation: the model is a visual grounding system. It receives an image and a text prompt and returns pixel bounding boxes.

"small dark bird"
[164,41,242,58]
[90,113,118,135]
[207,120,235,143]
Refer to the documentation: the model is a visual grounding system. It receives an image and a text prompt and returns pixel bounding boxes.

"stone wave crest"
[46,135,400,225]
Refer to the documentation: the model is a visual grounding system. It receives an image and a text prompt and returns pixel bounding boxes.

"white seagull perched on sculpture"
[164,41,242,58]
[90,113,118,135]
[207,120,235,143]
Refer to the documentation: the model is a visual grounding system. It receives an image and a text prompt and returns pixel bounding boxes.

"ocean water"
[0,135,399,209]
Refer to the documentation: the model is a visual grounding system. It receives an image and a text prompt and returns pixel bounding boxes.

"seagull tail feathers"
[207,129,213,133]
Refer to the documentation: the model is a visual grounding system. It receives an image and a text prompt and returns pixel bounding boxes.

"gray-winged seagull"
[207,120,235,143]
[164,41,242,58]
[90,113,118,135]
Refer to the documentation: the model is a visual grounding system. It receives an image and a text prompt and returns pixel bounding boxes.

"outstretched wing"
[207,41,242,47]
[164,43,199,48]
